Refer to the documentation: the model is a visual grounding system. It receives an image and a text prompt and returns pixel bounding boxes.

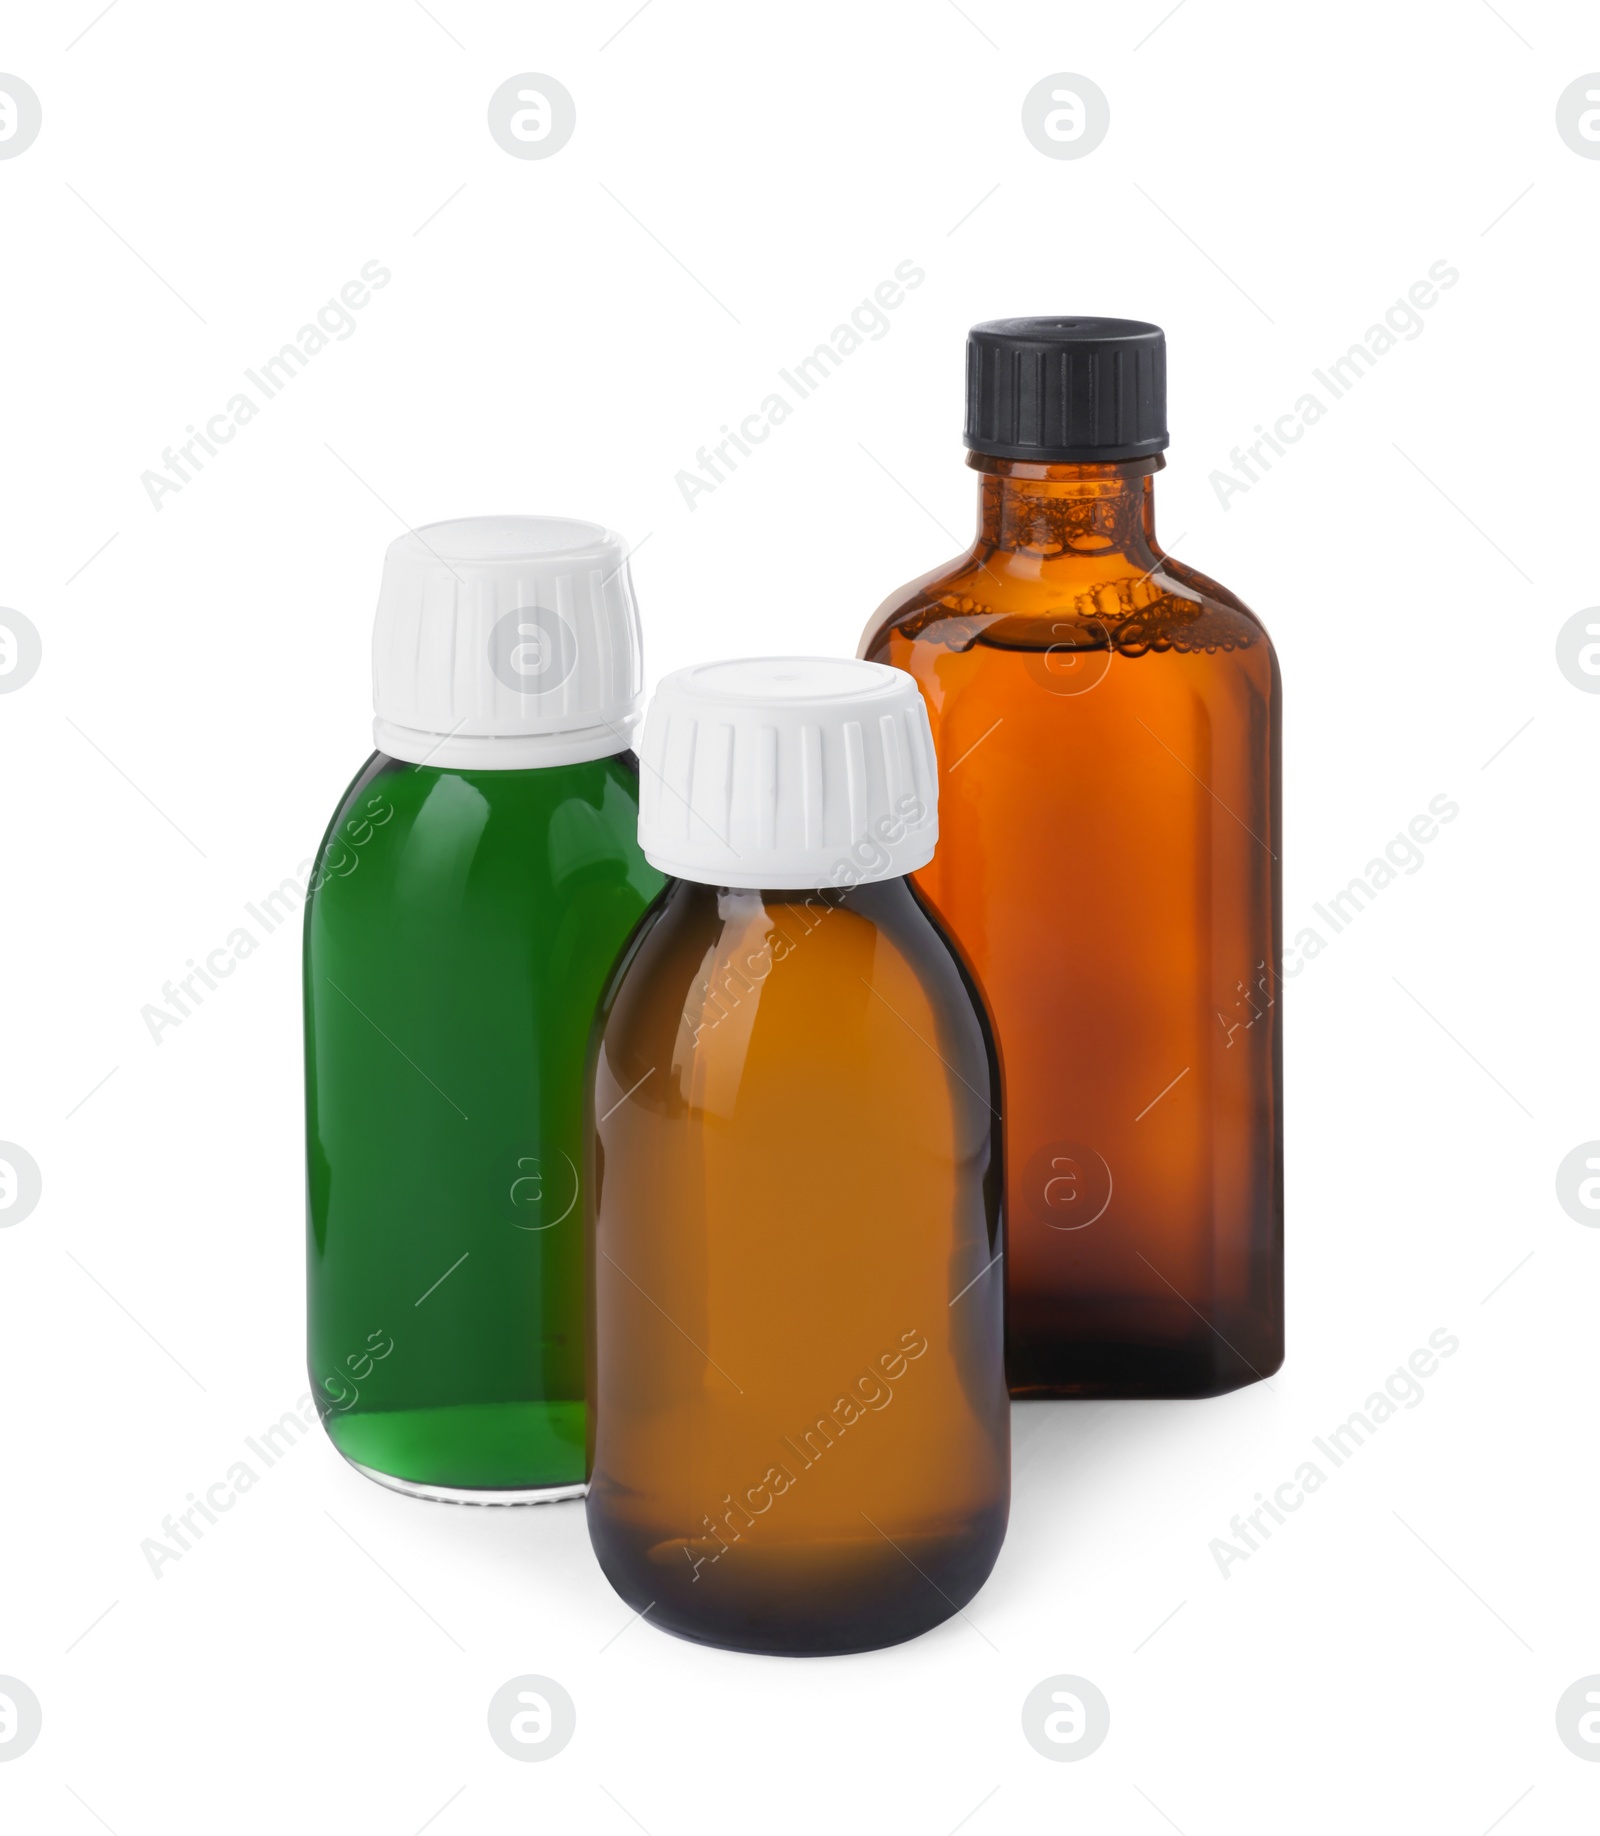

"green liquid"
[304,750,663,1495]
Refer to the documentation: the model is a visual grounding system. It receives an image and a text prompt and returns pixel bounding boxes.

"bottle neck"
[373,714,638,771]
[967,452,1163,569]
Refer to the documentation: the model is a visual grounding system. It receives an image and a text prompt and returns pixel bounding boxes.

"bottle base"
[588,1502,1007,1656]
[343,1456,587,1508]
[319,1398,587,1499]
[1008,1330,1283,1400]
[620,1595,967,1659]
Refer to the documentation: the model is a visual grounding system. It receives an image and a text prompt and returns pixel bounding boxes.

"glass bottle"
[586,658,1009,1654]
[305,517,662,1500]
[862,319,1283,1399]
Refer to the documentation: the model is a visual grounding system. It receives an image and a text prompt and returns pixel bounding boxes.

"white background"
[1,0,1595,1828]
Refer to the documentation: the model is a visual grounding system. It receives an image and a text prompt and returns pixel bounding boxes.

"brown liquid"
[586,876,1007,1655]
[863,454,1283,1398]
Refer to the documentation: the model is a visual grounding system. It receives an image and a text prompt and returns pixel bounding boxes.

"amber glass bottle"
[862,319,1282,1399]
[586,659,1008,1655]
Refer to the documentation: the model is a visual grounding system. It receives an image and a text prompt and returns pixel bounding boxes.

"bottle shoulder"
[862,547,1275,665]
[308,751,661,917]
[320,750,647,833]
[601,878,991,1069]
[594,878,997,1149]
[857,549,975,657]
[618,877,947,976]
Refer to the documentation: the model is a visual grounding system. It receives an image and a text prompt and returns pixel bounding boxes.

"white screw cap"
[371,515,644,770]
[637,657,939,890]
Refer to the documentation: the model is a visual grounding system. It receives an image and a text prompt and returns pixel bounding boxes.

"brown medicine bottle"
[585,658,1008,1655]
[862,318,1283,1399]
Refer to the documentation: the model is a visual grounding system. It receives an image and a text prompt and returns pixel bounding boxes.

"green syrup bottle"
[304,517,662,1502]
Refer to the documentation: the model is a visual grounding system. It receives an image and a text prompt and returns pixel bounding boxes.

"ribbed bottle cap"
[371,515,644,770]
[636,657,939,891]
[964,317,1167,462]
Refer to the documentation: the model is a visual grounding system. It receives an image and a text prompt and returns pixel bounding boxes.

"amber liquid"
[586,877,1008,1655]
[863,455,1283,1398]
